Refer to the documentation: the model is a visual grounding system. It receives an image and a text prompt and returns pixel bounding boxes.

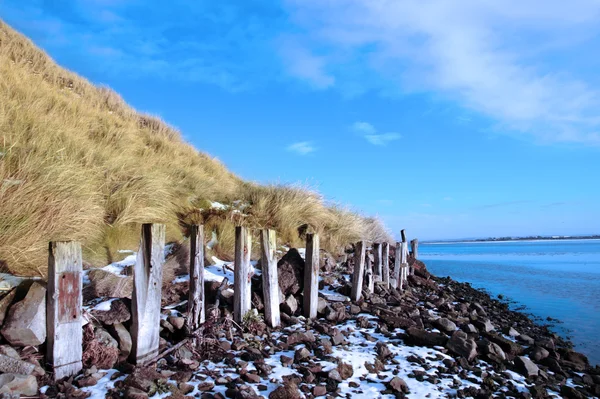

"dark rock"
[294,347,311,362]
[278,249,305,296]
[0,289,16,326]
[269,381,301,399]
[447,330,478,362]
[281,296,298,315]
[560,385,586,399]
[1,282,46,346]
[337,362,354,379]
[435,317,457,333]
[376,342,393,360]
[91,299,131,325]
[125,387,149,399]
[0,354,35,375]
[286,331,315,346]
[313,385,327,397]
[515,356,539,378]
[405,327,448,347]
[529,346,549,362]
[0,374,37,396]
[387,376,409,393]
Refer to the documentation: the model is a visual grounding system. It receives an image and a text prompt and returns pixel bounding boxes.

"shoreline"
[423,238,600,245]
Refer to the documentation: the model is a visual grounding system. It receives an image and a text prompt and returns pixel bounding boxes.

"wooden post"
[393,242,402,290]
[410,238,419,274]
[303,233,320,319]
[365,252,374,293]
[234,226,252,324]
[351,241,366,301]
[381,242,390,289]
[372,243,382,280]
[401,241,409,286]
[260,229,280,327]
[47,241,83,381]
[187,225,205,334]
[401,229,407,243]
[131,223,165,365]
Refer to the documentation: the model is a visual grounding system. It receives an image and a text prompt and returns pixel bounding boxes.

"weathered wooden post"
[303,233,320,319]
[187,225,205,334]
[410,238,419,275]
[381,242,390,289]
[131,223,165,365]
[47,241,83,380]
[401,229,407,243]
[260,229,280,327]
[401,241,409,285]
[373,242,382,280]
[351,241,366,301]
[393,241,401,289]
[234,226,252,323]
[365,251,374,293]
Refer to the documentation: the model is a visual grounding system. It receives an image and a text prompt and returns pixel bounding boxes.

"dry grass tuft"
[0,20,395,275]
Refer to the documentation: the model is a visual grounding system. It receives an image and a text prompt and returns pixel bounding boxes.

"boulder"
[434,317,457,333]
[446,330,478,362]
[0,374,38,396]
[269,381,301,399]
[82,326,119,369]
[0,289,16,326]
[0,354,35,375]
[487,333,525,357]
[529,346,550,362]
[515,356,539,378]
[405,327,448,348]
[108,323,132,360]
[481,340,506,363]
[1,282,46,346]
[337,362,353,380]
[475,319,495,333]
[317,297,328,314]
[387,376,409,394]
[91,298,131,325]
[281,295,298,315]
[277,249,304,296]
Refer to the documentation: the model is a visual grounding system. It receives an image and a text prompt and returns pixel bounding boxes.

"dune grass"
[0,20,392,276]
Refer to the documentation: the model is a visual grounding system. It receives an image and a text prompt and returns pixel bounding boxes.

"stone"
[317,297,328,314]
[83,326,119,369]
[517,334,535,345]
[529,346,549,362]
[560,385,586,399]
[277,249,305,296]
[561,349,589,370]
[337,362,354,380]
[0,346,19,359]
[286,331,316,346]
[269,381,301,399]
[313,385,327,397]
[280,355,293,367]
[376,342,393,360]
[387,376,409,393]
[281,295,298,315]
[1,282,46,346]
[327,369,342,382]
[109,323,132,360]
[405,327,449,347]
[179,383,194,395]
[294,347,311,362]
[446,330,478,362]
[243,373,261,384]
[85,269,133,299]
[504,327,520,337]
[463,324,478,334]
[435,317,457,333]
[487,333,525,357]
[125,387,149,399]
[475,319,495,333]
[324,303,346,322]
[0,354,35,375]
[481,340,506,363]
[515,356,539,378]
[0,374,38,396]
[91,299,131,325]
[0,289,16,326]
[167,316,185,330]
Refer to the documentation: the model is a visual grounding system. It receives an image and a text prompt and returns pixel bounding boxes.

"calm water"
[420,239,600,366]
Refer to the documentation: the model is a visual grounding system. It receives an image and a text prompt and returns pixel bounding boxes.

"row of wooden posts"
[45,224,418,380]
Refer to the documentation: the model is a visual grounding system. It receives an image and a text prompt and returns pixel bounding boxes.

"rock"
[517,334,535,346]
[109,323,132,360]
[327,369,342,382]
[317,297,328,314]
[0,289,16,326]
[280,355,293,367]
[529,346,549,362]
[435,317,457,333]
[243,372,261,384]
[281,295,298,315]
[487,333,525,357]
[1,282,46,346]
[475,319,495,333]
[560,349,589,370]
[0,354,35,375]
[313,385,327,397]
[123,367,163,392]
[463,324,478,334]
[286,331,315,346]
[294,347,311,362]
[481,340,506,363]
[269,381,301,399]
[324,303,346,322]
[91,299,131,325]
[85,269,133,299]
[167,316,185,330]
[405,327,449,347]
[504,327,520,337]
[560,385,586,399]
[0,345,19,359]
[82,326,119,369]
[387,376,409,393]
[446,330,478,362]
[0,374,38,396]
[337,362,354,379]
[125,387,149,399]
[375,342,393,360]
[515,356,539,378]
[277,249,305,296]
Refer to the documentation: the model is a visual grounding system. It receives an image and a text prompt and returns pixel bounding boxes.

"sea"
[420,239,600,366]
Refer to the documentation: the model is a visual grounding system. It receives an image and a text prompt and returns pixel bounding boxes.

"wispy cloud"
[287,141,316,155]
[470,200,532,211]
[443,197,453,201]
[351,122,401,145]
[282,0,600,145]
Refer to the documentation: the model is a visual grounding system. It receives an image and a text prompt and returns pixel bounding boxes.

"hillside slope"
[0,20,391,276]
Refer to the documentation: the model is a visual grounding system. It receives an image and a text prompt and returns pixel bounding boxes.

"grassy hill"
[0,20,391,277]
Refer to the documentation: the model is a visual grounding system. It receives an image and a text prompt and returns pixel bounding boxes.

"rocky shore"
[0,244,599,398]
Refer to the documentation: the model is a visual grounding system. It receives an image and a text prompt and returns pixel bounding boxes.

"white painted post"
[373,242,382,280]
[303,233,320,319]
[234,226,252,323]
[365,251,375,293]
[393,242,401,289]
[187,225,205,333]
[47,241,83,381]
[351,241,366,301]
[131,223,165,365]
[382,242,390,289]
[260,229,280,327]
[401,241,409,287]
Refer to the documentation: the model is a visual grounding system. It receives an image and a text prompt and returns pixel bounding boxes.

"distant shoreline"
[423,235,600,244]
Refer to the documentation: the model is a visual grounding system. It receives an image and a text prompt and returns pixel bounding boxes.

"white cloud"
[352,121,401,145]
[282,0,600,145]
[278,38,335,89]
[287,141,316,155]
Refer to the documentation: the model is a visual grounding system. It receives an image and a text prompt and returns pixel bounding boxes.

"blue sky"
[2,0,600,240]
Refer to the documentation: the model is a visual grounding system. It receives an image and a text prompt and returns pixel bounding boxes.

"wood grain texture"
[381,242,390,289]
[372,243,382,279]
[393,241,402,290]
[131,224,165,365]
[365,251,374,293]
[303,233,319,319]
[401,229,407,243]
[187,225,205,333]
[401,241,409,287]
[351,241,366,301]
[410,238,419,275]
[260,229,280,327]
[47,241,83,381]
[234,226,252,323]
